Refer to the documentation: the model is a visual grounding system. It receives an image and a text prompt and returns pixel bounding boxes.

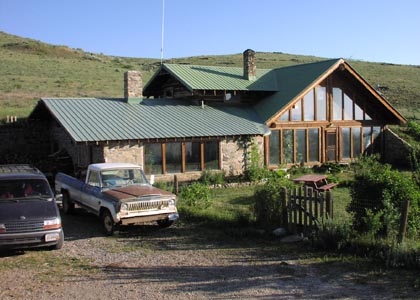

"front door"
[325,130,337,162]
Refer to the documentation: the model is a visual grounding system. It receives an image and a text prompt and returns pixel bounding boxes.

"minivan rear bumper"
[0,228,63,250]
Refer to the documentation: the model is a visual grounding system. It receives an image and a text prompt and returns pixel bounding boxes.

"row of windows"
[278,86,371,122]
[144,141,219,175]
[269,126,381,165]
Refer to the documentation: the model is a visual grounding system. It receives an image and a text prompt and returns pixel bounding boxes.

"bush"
[179,182,211,209]
[315,218,354,251]
[153,180,174,193]
[349,156,420,237]
[243,138,271,182]
[200,169,225,185]
[253,175,294,229]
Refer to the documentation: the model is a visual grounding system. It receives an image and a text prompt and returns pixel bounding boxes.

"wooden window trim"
[200,142,205,171]
[161,143,166,174]
[181,142,186,173]
[314,88,318,121]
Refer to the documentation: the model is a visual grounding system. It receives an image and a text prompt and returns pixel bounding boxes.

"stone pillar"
[243,49,256,81]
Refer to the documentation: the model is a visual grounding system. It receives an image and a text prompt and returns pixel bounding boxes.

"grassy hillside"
[1,31,420,120]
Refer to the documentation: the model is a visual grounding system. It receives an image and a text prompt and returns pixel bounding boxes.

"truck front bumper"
[120,212,179,225]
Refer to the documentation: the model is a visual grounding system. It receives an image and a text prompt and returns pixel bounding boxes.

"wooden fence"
[282,186,334,233]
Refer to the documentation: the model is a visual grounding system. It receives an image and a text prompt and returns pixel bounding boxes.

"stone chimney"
[243,49,256,81]
[124,70,142,103]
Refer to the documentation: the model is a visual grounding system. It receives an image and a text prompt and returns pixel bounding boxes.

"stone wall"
[0,121,51,165]
[103,142,144,166]
[382,128,412,167]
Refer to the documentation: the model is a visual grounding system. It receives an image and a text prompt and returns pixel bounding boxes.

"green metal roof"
[144,64,279,92]
[253,59,341,122]
[34,98,270,142]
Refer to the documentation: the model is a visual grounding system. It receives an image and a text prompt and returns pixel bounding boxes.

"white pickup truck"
[55,163,178,235]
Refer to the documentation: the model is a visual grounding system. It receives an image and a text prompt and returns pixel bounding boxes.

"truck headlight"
[121,203,129,211]
[168,199,175,206]
[0,224,6,233]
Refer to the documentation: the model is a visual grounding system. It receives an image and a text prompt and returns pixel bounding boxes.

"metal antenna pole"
[160,0,165,64]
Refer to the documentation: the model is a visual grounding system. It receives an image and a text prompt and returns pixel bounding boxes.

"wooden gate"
[283,186,334,233]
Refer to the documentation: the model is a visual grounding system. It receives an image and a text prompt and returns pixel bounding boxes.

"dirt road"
[1,209,419,300]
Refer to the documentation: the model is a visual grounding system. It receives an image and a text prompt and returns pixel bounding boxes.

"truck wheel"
[157,219,174,228]
[101,210,117,236]
[62,192,75,214]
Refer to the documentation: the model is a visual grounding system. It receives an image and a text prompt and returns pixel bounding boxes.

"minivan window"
[0,179,53,200]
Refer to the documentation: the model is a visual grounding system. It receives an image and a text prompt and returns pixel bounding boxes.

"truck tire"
[101,209,117,236]
[62,192,75,214]
[157,219,174,228]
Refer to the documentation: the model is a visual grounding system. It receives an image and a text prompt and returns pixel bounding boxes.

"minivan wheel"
[101,210,117,236]
[62,192,75,214]
[51,231,64,250]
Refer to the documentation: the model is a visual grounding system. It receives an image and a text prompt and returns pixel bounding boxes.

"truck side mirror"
[149,175,155,185]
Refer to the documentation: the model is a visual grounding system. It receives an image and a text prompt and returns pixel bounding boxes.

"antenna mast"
[160,0,165,64]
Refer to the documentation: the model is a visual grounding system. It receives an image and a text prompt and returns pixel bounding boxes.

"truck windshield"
[101,168,148,188]
[0,179,53,200]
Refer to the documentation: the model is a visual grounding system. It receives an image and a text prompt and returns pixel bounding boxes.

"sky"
[0,0,419,65]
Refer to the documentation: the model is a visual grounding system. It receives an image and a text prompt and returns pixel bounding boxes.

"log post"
[281,187,288,228]
[174,175,179,195]
[326,190,333,219]
[398,200,410,243]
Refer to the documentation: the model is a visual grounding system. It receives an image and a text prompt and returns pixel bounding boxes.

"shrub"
[243,138,271,182]
[253,175,294,229]
[153,180,174,193]
[349,156,420,237]
[179,182,211,209]
[315,218,354,251]
[200,169,225,185]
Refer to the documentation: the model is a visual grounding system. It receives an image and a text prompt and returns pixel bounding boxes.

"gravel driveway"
[1,208,419,300]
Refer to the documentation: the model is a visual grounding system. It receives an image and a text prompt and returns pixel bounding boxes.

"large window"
[333,88,343,120]
[165,143,182,173]
[204,141,219,170]
[282,130,294,164]
[144,143,163,175]
[145,141,219,174]
[291,99,302,121]
[353,128,361,157]
[363,127,372,153]
[303,90,315,121]
[317,87,327,121]
[269,128,320,165]
[342,128,351,159]
[296,129,306,163]
[308,128,319,162]
[269,130,280,165]
[185,142,201,172]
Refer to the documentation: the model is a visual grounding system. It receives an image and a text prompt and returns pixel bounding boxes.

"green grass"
[1,31,419,120]
[0,250,95,281]
[178,185,257,227]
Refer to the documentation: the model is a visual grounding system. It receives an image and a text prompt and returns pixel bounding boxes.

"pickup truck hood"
[103,185,174,201]
[0,200,58,222]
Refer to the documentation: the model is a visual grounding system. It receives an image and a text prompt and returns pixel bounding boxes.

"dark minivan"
[0,165,63,250]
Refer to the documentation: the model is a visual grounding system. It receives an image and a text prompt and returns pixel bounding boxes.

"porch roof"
[31,98,270,143]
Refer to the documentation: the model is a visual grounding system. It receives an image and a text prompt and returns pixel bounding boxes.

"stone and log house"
[29,50,406,181]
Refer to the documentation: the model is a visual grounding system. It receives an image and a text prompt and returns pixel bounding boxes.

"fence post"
[281,187,288,228]
[326,190,333,219]
[398,200,410,243]
[174,175,179,195]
